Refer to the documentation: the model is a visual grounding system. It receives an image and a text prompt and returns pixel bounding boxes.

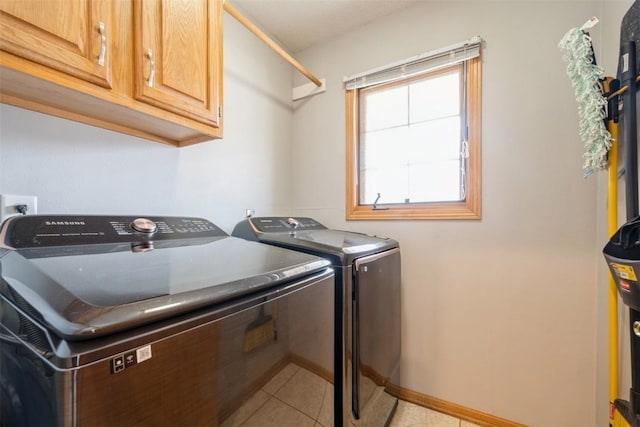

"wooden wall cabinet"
[0,0,223,147]
[0,0,113,89]
[135,0,220,127]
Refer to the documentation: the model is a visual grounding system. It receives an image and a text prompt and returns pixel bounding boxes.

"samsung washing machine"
[233,216,401,427]
[0,215,336,426]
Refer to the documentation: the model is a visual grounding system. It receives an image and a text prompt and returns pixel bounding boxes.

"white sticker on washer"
[136,345,152,363]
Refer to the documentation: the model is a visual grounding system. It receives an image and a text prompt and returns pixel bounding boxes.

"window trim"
[345,56,482,220]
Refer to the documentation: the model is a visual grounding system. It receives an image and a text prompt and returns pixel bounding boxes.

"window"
[345,39,482,220]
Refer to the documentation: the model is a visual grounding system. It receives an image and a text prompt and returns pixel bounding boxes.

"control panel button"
[131,218,157,234]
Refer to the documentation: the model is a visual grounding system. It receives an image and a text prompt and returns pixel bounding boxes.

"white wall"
[0,2,634,426]
[291,2,627,426]
[0,15,295,233]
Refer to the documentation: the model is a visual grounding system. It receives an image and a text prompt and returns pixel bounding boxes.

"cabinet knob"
[97,22,106,67]
[146,49,155,88]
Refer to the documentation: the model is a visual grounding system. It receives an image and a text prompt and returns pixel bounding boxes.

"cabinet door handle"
[146,48,155,88]
[97,22,106,66]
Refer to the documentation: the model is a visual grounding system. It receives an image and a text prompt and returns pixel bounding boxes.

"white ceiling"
[229,0,421,53]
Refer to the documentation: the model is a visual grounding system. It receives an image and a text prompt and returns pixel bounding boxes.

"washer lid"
[0,216,330,340]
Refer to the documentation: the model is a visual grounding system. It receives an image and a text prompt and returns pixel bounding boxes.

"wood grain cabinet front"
[0,0,113,88]
[0,0,223,147]
[134,0,221,127]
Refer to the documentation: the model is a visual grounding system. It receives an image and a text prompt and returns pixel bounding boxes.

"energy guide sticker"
[610,263,637,281]
[136,345,152,363]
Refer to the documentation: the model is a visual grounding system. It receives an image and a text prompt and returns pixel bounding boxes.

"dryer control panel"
[249,217,327,233]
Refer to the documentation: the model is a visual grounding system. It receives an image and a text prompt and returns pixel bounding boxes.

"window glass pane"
[363,86,408,132]
[409,71,460,123]
[409,117,460,162]
[359,165,409,205]
[360,127,408,170]
[408,160,462,202]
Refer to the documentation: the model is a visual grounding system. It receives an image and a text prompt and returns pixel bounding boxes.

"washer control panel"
[2,215,226,249]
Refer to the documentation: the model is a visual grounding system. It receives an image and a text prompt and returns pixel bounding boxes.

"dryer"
[233,216,401,427]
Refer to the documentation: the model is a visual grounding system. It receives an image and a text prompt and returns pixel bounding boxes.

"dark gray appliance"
[0,215,335,426]
[604,218,640,427]
[232,216,401,427]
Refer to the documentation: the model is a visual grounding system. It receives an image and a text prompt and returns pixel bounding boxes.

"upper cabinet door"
[134,0,221,127]
[0,0,112,88]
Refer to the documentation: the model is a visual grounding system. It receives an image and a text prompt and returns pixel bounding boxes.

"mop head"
[559,27,612,177]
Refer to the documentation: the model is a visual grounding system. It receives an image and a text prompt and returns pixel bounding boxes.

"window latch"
[373,193,388,210]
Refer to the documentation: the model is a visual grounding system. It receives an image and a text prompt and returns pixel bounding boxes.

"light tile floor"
[390,400,481,427]
[221,362,330,427]
[221,362,481,427]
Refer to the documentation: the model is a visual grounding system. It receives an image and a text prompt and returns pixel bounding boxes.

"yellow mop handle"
[607,115,619,423]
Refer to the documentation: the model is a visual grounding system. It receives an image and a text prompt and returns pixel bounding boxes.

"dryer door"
[353,248,401,424]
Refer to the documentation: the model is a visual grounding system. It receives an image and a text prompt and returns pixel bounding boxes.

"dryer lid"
[234,217,398,265]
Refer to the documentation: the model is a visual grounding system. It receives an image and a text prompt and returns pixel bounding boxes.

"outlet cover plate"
[0,194,38,224]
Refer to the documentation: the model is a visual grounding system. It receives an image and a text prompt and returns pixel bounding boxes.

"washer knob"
[131,218,157,234]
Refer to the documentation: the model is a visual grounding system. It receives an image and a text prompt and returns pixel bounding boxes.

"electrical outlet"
[0,194,38,224]
[245,209,255,218]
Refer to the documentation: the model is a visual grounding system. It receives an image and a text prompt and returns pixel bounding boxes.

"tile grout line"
[236,394,271,427]
[264,364,301,396]
[314,380,330,426]
[228,364,339,427]
[270,394,317,425]
[234,364,302,427]
[267,375,331,425]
